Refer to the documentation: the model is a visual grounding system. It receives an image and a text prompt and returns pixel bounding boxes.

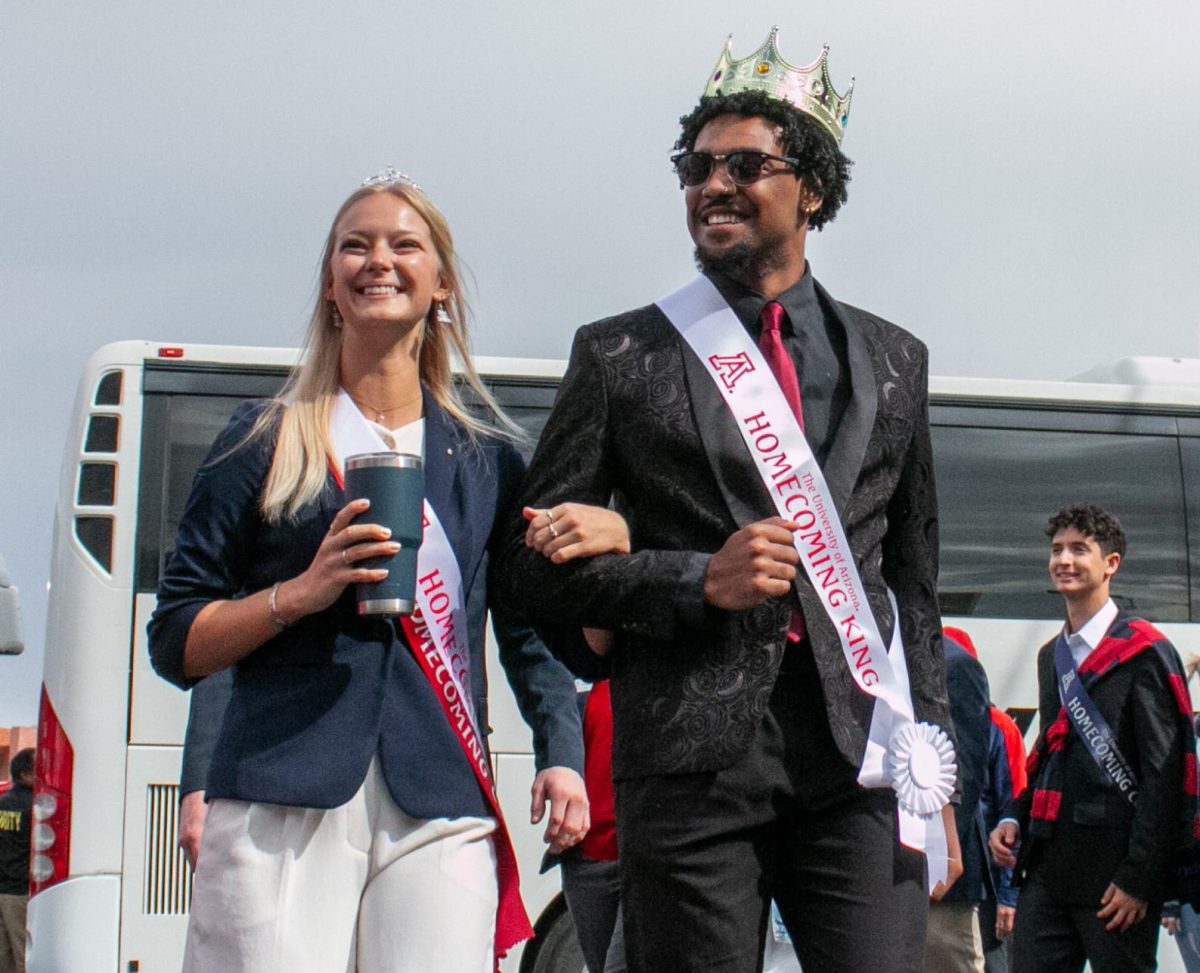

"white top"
[368,417,424,458]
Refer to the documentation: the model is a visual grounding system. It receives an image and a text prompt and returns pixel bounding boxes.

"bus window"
[933,422,1189,622]
[1180,428,1200,627]
[485,380,559,458]
[135,395,265,592]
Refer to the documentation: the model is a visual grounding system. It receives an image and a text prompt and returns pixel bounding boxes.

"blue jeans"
[1172,904,1200,973]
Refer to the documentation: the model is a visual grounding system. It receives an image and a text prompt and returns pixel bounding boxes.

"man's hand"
[704,518,799,611]
[530,767,590,854]
[930,804,963,902]
[989,820,1019,868]
[996,905,1016,939]
[1163,915,1182,935]
[1098,883,1147,932]
[583,628,615,658]
[178,790,208,870]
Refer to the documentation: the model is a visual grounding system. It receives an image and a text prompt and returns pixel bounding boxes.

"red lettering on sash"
[754,432,780,454]
[399,612,532,961]
[709,352,756,391]
[774,473,802,496]
[743,411,771,436]
[783,494,808,515]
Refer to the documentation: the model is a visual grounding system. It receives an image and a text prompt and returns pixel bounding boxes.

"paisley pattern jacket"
[498,278,949,780]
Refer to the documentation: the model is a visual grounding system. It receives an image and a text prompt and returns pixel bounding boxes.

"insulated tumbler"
[344,452,424,614]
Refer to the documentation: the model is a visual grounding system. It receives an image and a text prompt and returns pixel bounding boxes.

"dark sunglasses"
[670,150,800,188]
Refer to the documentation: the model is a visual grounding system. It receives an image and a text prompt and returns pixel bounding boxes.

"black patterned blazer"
[497,277,950,781]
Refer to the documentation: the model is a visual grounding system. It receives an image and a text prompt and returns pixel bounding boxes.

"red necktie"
[757,301,807,643]
[758,301,804,430]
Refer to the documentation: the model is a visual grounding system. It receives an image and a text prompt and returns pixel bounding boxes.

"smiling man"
[501,28,952,973]
[989,504,1197,973]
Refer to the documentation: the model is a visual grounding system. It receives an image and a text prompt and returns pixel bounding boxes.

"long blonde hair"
[252,180,520,522]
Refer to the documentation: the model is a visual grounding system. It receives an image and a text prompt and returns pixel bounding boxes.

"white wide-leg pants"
[183,759,497,973]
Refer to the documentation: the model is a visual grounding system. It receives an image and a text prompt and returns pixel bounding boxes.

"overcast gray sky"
[2,0,1198,724]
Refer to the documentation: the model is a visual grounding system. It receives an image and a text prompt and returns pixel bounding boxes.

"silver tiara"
[359,166,423,191]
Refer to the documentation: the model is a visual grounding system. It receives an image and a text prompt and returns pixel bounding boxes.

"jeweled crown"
[360,166,423,192]
[702,27,854,146]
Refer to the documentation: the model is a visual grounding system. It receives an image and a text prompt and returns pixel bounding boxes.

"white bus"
[26,341,1200,973]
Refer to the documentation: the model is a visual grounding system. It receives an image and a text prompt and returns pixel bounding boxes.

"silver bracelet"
[268,582,289,630]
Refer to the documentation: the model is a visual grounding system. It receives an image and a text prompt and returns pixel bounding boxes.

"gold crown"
[702,27,854,146]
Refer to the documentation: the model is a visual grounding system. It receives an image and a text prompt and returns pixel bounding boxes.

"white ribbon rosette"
[887,721,957,816]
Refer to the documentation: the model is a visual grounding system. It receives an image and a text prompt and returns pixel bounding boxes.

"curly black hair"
[1045,503,1127,559]
[675,90,853,230]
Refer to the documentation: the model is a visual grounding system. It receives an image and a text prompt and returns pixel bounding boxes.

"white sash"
[657,276,954,888]
[328,390,533,956]
[328,391,482,761]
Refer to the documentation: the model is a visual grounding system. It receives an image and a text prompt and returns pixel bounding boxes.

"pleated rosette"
[886,721,956,816]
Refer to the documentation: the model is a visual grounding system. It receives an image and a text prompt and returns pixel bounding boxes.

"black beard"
[693,241,787,285]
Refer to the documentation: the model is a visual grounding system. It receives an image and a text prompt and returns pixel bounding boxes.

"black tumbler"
[343,452,424,614]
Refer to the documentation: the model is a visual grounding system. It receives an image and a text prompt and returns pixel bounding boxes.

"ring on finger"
[341,548,349,565]
[548,521,559,539]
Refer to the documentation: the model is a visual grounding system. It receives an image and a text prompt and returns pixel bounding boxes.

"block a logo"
[708,352,756,392]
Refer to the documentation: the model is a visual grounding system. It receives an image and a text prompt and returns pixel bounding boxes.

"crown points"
[700,29,853,146]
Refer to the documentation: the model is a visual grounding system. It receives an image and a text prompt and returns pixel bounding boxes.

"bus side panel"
[120,745,191,973]
[130,593,190,744]
[26,876,120,973]
[42,359,145,877]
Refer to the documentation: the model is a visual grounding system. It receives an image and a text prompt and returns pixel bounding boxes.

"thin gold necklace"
[347,390,422,425]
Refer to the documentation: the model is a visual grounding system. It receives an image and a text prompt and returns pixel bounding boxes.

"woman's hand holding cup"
[284,499,398,619]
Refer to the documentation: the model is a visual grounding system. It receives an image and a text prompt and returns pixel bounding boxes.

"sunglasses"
[670,150,800,188]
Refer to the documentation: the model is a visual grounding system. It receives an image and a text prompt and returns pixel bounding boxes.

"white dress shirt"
[1063,597,1118,669]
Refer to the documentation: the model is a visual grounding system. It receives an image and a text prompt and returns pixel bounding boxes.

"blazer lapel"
[816,283,877,514]
[678,326,773,529]
[420,391,472,578]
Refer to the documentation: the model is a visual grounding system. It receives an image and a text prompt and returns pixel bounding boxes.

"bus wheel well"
[519,892,585,973]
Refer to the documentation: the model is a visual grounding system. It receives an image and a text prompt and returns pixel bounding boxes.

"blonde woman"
[149,171,587,973]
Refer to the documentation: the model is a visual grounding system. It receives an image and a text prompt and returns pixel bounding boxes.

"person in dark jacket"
[0,748,34,973]
[500,28,951,973]
[989,504,1196,973]
[926,636,992,972]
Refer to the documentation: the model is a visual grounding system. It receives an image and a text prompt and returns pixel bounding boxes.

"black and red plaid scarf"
[1025,617,1200,847]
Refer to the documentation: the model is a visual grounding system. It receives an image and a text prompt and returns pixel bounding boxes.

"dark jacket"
[151,393,582,818]
[1009,614,1188,905]
[939,637,992,903]
[499,278,949,780]
[980,719,1019,908]
[0,781,32,895]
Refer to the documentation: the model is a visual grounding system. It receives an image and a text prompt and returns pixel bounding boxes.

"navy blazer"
[939,637,993,904]
[150,393,583,818]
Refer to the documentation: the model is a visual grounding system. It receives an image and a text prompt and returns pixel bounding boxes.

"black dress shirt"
[707,267,850,466]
